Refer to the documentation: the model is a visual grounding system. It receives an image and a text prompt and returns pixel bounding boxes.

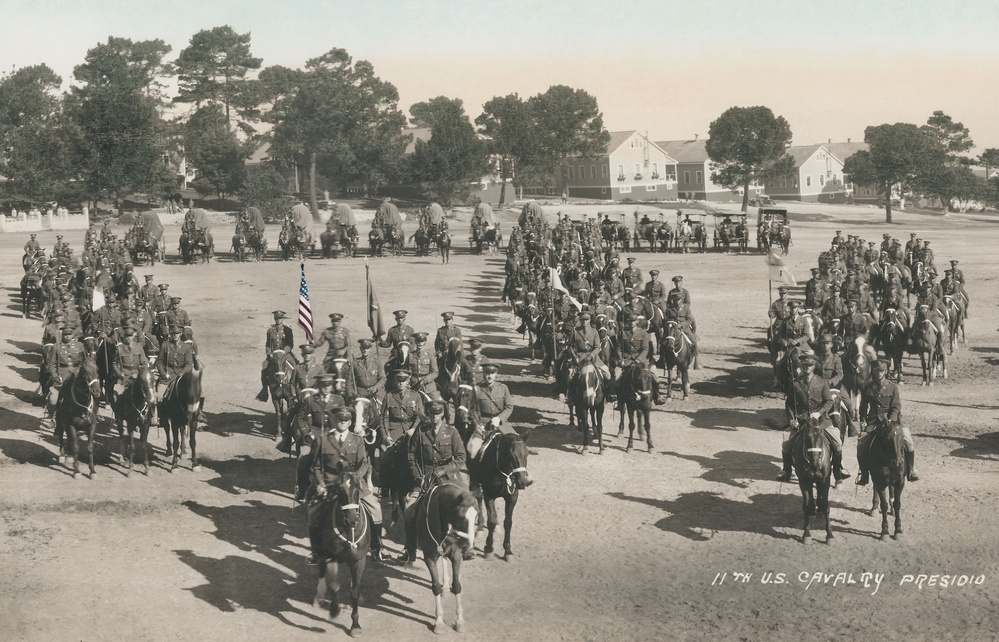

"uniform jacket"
[408,420,467,483]
[814,352,844,389]
[785,375,833,425]
[381,388,424,441]
[350,353,384,396]
[381,324,415,349]
[299,393,346,435]
[311,431,371,496]
[156,340,194,380]
[861,378,901,423]
[460,354,490,385]
[265,324,295,355]
[434,325,462,356]
[291,360,327,395]
[643,280,667,305]
[474,382,513,423]
[666,287,691,311]
[617,327,652,364]
[114,339,145,380]
[46,340,84,381]
[410,347,438,391]
[315,325,351,359]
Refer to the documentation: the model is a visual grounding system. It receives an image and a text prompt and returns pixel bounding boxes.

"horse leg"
[892,485,904,540]
[681,364,690,400]
[189,416,200,472]
[878,486,891,541]
[87,418,97,479]
[125,421,134,477]
[69,423,81,479]
[323,560,343,620]
[483,497,498,560]
[503,493,518,560]
[424,555,446,633]
[819,478,833,544]
[800,482,813,544]
[664,366,673,399]
[644,408,653,452]
[349,558,365,635]
[169,423,180,473]
[595,404,604,454]
[451,552,465,632]
[579,409,589,454]
[140,418,150,475]
[625,404,634,451]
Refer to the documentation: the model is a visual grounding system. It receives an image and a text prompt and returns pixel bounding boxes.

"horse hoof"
[90,472,97,481]
[350,625,363,637]
[433,623,446,635]
[72,472,80,480]
[170,467,177,474]
[880,533,890,542]
[483,551,494,561]
[802,536,811,545]
[893,532,904,541]
[192,465,202,473]
[580,447,588,455]
[504,552,515,562]
[825,535,835,546]
[58,456,66,464]
[455,621,466,634]
[866,509,877,517]
[626,444,633,453]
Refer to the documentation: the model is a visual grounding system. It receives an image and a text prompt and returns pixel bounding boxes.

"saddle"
[861,419,905,468]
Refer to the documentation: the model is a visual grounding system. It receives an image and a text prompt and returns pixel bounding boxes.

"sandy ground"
[1,203,998,642]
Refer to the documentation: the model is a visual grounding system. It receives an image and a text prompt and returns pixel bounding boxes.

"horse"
[655,223,673,252]
[639,223,657,252]
[280,226,309,261]
[435,338,465,426]
[467,432,532,561]
[368,227,384,257]
[412,482,478,634]
[231,233,247,262]
[20,272,43,319]
[112,365,155,476]
[245,228,267,261]
[54,358,103,479]
[311,471,371,635]
[839,336,874,437]
[676,220,693,253]
[734,221,749,253]
[616,361,654,452]
[944,296,965,353]
[908,316,946,385]
[561,351,605,454]
[660,321,694,399]
[482,225,501,254]
[413,226,432,256]
[863,419,907,541]
[875,308,909,384]
[789,417,834,545]
[384,225,404,256]
[159,355,205,472]
[258,349,295,441]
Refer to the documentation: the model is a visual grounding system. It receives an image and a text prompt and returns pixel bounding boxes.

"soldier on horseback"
[643,270,667,309]
[570,312,611,380]
[308,405,386,564]
[855,359,919,485]
[315,313,351,371]
[112,326,145,401]
[615,313,663,405]
[434,312,462,371]
[409,333,438,396]
[665,276,699,369]
[460,338,490,386]
[259,310,295,400]
[397,393,467,565]
[466,363,516,458]
[776,353,850,483]
[380,370,424,450]
[155,324,194,424]
[380,310,415,352]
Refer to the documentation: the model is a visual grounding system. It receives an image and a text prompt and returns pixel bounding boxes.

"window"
[793,177,799,188]
[819,175,824,186]
[618,164,625,177]
[779,177,786,188]
[590,165,596,179]
[652,162,659,175]
[602,165,608,178]
[806,176,811,187]
[619,186,632,194]
[684,171,690,184]
[568,166,574,180]
[646,184,656,191]
[695,171,703,184]
[832,173,838,183]
[601,187,607,194]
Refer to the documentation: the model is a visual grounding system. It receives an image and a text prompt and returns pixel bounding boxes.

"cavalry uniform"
[643,279,668,308]
[616,325,652,366]
[315,324,351,366]
[381,323,415,350]
[813,351,844,390]
[820,295,847,324]
[24,236,41,255]
[460,353,490,386]
[840,310,871,341]
[45,338,84,386]
[472,380,515,434]
[349,351,384,400]
[380,385,424,445]
[434,324,462,361]
[409,344,438,395]
[139,281,158,304]
[265,323,295,355]
[291,358,327,399]
[768,297,791,322]
[777,369,848,482]
[408,419,467,486]
[156,336,194,405]
[621,265,643,290]
[856,365,917,484]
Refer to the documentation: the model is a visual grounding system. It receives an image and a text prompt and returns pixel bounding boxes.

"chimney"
[694,133,699,141]
[847,138,851,143]
[828,138,831,144]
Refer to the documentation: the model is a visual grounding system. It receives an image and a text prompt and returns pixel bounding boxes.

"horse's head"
[445,337,463,368]
[267,349,292,382]
[332,472,363,529]
[80,358,102,399]
[454,383,476,423]
[444,486,478,552]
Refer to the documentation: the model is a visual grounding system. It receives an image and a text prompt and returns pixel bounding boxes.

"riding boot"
[308,526,322,565]
[832,448,850,481]
[256,368,269,402]
[652,376,664,405]
[775,451,793,482]
[906,451,919,481]
[691,343,701,370]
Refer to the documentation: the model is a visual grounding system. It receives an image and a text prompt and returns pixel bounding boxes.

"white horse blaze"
[461,507,477,543]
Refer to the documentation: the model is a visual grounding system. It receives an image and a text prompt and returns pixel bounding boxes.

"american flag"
[298,262,314,341]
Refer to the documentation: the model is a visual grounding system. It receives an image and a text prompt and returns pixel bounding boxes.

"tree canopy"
[706,106,794,212]
[408,96,489,206]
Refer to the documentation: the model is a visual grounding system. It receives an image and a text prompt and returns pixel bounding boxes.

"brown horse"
[864,419,907,541]
[616,361,654,453]
[113,365,155,476]
[260,349,295,440]
[312,472,371,635]
[661,321,694,399]
[467,432,532,561]
[789,417,834,545]
[160,356,205,472]
[908,316,947,385]
[54,357,103,479]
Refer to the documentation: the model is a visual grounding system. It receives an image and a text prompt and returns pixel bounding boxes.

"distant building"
[762,144,849,203]
[560,131,678,201]
[657,138,763,203]
[826,140,876,203]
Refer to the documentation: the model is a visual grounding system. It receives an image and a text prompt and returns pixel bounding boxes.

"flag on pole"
[92,287,106,312]
[765,249,797,286]
[549,266,583,311]
[298,262,314,341]
[366,260,386,338]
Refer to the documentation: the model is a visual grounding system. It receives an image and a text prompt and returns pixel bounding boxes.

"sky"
[2,0,998,151]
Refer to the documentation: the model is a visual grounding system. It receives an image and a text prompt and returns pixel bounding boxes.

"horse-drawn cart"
[757,206,791,254]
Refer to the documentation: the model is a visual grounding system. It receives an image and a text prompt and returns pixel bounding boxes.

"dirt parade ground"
[2,202,998,641]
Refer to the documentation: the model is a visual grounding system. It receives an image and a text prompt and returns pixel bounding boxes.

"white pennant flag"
[549,267,583,311]
[766,249,797,286]
[92,287,106,312]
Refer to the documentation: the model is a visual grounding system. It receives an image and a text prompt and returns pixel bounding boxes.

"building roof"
[404,127,432,154]
[606,131,638,155]
[825,141,869,164]
[786,144,826,167]
[656,139,709,163]
[245,142,271,165]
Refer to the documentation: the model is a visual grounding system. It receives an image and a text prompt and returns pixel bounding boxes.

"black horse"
[864,419,907,541]
[311,471,371,635]
[159,356,205,473]
[467,432,532,561]
[20,272,44,318]
[113,366,155,476]
[789,417,834,545]
[54,358,103,479]
[616,362,655,452]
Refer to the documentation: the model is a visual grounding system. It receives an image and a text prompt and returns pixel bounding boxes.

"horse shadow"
[198,454,298,498]
[918,432,999,461]
[517,420,581,454]
[7,339,42,353]
[0,436,59,467]
[673,407,786,432]
[1,384,42,408]
[607,490,799,541]
[202,407,268,439]
[691,359,773,398]
[659,450,782,488]
[8,365,40,384]
[970,346,999,366]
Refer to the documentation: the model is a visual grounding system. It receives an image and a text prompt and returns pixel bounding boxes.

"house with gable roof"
[762,144,849,203]
[562,131,679,201]
[657,138,765,203]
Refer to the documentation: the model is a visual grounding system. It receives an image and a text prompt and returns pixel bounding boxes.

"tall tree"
[0,64,81,204]
[174,26,263,133]
[843,123,945,223]
[476,93,537,205]
[706,106,794,212]
[408,96,489,206]
[921,110,973,157]
[185,104,249,203]
[917,111,974,212]
[67,37,176,214]
[527,85,610,192]
[978,148,999,181]
[260,49,406,214]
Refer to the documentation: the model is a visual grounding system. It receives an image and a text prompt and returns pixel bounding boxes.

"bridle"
[493,436,529,496]
[331,481,368,550]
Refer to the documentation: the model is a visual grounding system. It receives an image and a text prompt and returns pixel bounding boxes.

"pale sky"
[3,0,998,151]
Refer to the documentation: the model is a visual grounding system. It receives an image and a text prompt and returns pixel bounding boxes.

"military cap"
[53,311,64,319]
[810,268,819,274]
[579,311,592,320]
[624,286,634,293]
[57,235,63,239]
[468,338,484,350]
[315,373,335,386]
[610,257,619,264]
[425,391,447,409]
[868,242,875,246]
[411,332,428,342]
[883,233,890,238]
[272,310,286,319]
[441,311,454,320]
[778,286,789,293]
[158,284,169,291]
[123,325,136,335]
[358,338,373,349]
[391,369,411,380]
[170,296,182,303]
[331,406,354,421]
[944,269,953,275]
[649,269,660,276]
[482,363,499,375]
[325,313,341,322]
[788,301,801,309]
[950,259,959,265]
[144,274,154,281]
[798,353,817,365]
[393,310,408,319]
[30,233,37,237]
[672,275,683,283]
[168,324,182,333]
[847,298,859,305]
[910,233,917,237]
[915,237,922,242]
[924,240,931,245]
[829,288,840,295]
[300,344,315,354]
[873,359,890,371]
[627,257,636,263]
[819,333,833,343]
